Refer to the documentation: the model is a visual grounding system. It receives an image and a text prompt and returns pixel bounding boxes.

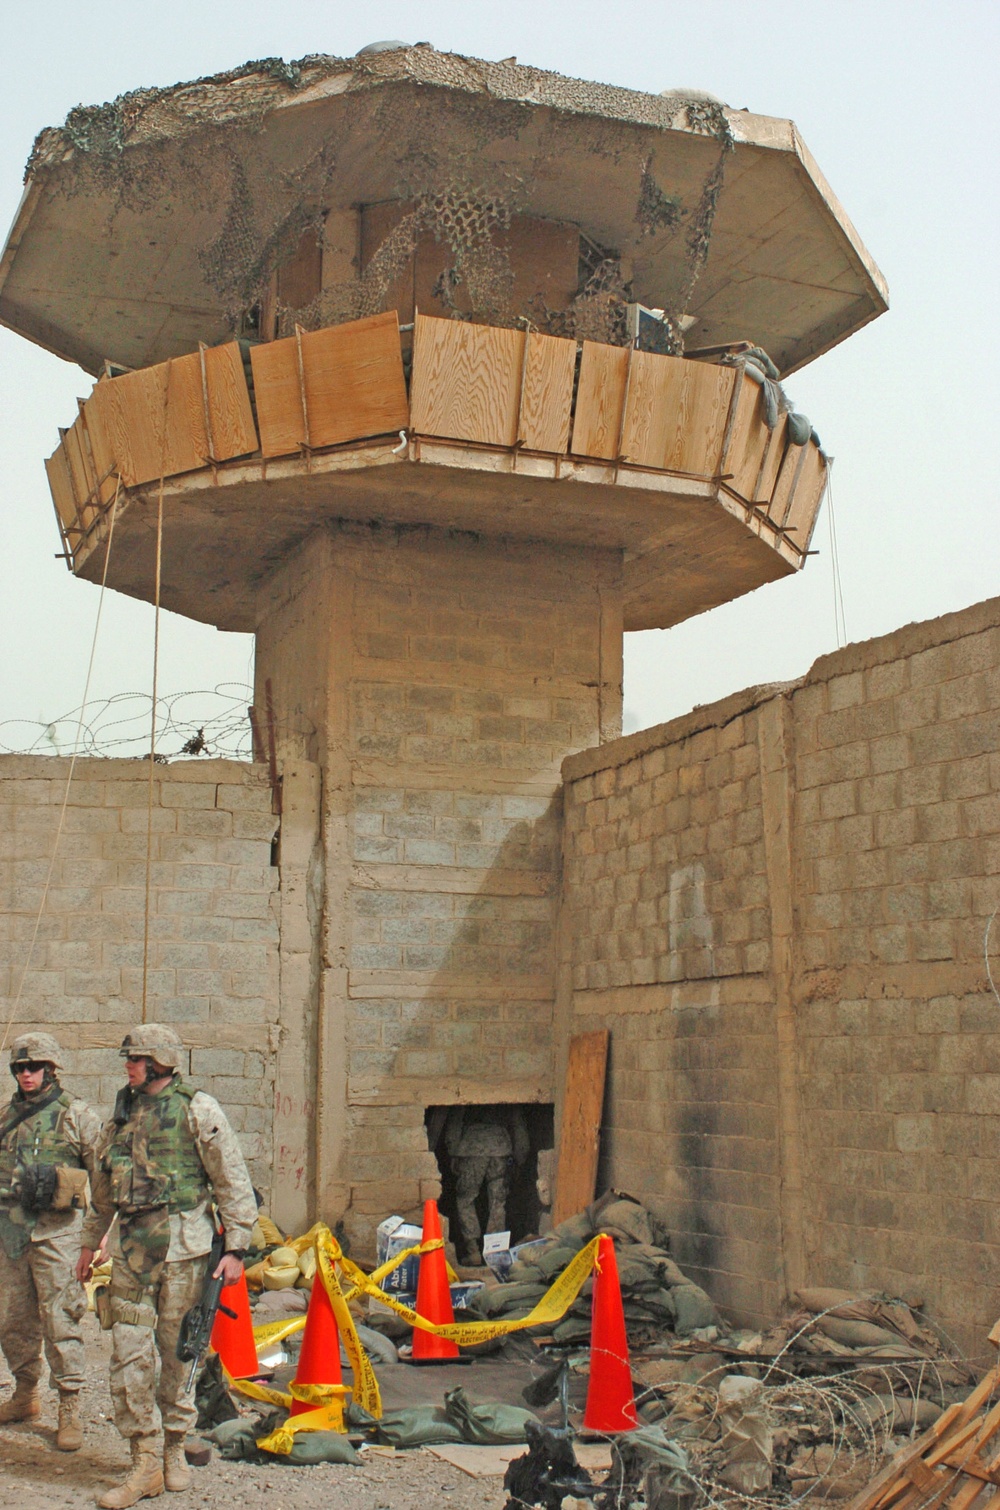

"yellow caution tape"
[231,1223,604,1454]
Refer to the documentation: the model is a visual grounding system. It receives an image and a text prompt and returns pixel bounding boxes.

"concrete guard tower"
[0,45,885,1239]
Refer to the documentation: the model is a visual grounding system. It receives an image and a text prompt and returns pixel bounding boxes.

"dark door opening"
[425,1102,554,1264]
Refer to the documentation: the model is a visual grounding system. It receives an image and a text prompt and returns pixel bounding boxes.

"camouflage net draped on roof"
[32,47,734,351]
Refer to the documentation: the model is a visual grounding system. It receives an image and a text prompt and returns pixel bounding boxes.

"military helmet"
[119,1023,184,1071]
[10,1032,64,1072]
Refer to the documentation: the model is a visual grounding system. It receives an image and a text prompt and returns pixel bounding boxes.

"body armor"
[0,1089,77,1196]
[103,1079,209,1214]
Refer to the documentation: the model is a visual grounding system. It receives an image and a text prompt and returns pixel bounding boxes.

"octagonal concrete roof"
[0,46,886,377]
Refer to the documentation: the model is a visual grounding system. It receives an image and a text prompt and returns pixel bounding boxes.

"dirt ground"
[0,1321,519,1510]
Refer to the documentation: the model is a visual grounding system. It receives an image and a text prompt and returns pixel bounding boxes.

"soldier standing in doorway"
[443,1104,530,1265]
[0,1033,101,1452]
[78,1023,256,1509]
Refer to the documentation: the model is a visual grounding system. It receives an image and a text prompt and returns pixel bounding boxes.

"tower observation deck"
[0,45,886,1231]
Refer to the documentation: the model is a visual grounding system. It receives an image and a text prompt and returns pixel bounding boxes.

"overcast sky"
[0,1,996,751]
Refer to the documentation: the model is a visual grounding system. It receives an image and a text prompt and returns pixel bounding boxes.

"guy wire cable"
[0,479,122,1055]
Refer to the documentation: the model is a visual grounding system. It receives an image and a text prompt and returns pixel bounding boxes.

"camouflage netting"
[29,46,734,350]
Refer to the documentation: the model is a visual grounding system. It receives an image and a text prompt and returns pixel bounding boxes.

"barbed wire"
[0,684,256,762]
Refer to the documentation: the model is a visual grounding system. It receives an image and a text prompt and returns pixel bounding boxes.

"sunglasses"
[13,1062,47,1075]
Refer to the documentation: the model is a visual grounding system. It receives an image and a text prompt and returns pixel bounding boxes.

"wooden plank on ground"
[410,313,523,447]
[571,342,629,460]
[621,350,735,476]
[552,1028,610,1225]
[518,331,576,453]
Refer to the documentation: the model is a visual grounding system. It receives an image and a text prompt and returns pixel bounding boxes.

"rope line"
[0,479,122,1055]
[825,457,848,648]
[140,371,170,1024]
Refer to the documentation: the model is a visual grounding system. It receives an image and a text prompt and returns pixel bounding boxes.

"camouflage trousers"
[454,1155,510,1260]
[0,1230,87,1392]
[108,1255,207,1444]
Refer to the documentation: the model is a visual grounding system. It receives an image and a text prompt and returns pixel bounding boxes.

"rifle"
[176,1227,239,1390]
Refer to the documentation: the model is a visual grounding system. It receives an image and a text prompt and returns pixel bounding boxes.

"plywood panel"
[552,1028,610,1225]
[303,311,408,450]
[86,354,205,486]
[252,313,408,458]
[45,446,80,533]
[781,441,827,549]
[202,343,259,460]
[410,314,523,447]
[622,350,735,475]
[249,338,302,458]
[770,438,811,527]
[754,410,789,504]
[570,342,629,460]
[722,374,770,499]
[85,345,255,486]
[518,332,576,454]
[61,420,99,528]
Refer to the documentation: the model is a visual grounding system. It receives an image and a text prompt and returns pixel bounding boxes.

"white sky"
[0,1,997,747]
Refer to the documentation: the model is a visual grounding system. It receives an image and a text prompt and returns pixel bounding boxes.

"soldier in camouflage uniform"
[443,1105,530,1265]
[78,1024,256,1508]
[0,1032,101,1452]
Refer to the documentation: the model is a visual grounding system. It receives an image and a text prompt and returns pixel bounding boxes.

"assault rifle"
[176,1227,239,1390]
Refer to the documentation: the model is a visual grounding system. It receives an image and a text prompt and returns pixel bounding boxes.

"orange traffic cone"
[210,1269,259,1379]
[582,1235,638,1432]
[290,1270,343,1415]
[411,1200,459,1363]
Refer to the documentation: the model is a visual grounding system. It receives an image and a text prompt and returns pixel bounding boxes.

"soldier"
[442,1105,530,1265]
[0,1032,101,1452]
[77,1024,256,1509]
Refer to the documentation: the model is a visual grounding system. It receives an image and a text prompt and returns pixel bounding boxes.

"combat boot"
[97,1437,164,1508]
[0,1377,41,1423]
[163,1433,191,1492]
[56,1389,83,1450]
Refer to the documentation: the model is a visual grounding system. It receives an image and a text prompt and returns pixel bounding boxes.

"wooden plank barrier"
[621,349,735,475]
[570,341,630,460]
[518,331,576,454]
[552,1028,610,1226]
[410,314,523,448]
[85,342,257,488]
[781,441,827,550]
[250,310,408,459]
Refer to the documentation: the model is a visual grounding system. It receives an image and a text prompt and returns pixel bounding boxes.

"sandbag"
[444,1386,539,1445]
[589,1194,654,1246]
[817,1316,908,1350]
[535,1244,578,1279]
[375,1406,465,1448]
[673,1285,718,1334]
[282,1431,359,1465]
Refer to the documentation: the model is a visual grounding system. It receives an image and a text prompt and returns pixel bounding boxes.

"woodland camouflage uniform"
[0,1032,101,1450]
[84,1023,256,1507]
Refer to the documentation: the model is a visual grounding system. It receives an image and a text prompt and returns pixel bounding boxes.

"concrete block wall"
[560,694,785,1320]
[0,757,280,1193]
[560,596,1000,1352]
[255,522,623,1247]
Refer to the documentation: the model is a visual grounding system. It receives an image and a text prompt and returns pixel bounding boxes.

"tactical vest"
[103,1078,209,1214]
[0,1088,77,1193]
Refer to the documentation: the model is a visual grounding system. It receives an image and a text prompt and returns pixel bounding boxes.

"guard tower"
[0,45,886,1237]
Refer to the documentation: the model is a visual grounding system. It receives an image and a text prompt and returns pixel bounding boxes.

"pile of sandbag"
[463,1191,720,1349]
[732,1286,969,1379]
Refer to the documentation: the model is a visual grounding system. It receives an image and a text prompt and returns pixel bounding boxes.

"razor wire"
[0,684,258,762]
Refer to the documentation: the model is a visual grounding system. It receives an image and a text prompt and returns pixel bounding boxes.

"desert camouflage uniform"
[443,1106,530,1263]
[0,1074,102,1399]
[83,1075,256,1449]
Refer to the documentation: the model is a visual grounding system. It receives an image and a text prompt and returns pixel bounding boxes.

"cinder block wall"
[255,522,623,1247]
[559,596,1000,1352]
[0,757,280,1193]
